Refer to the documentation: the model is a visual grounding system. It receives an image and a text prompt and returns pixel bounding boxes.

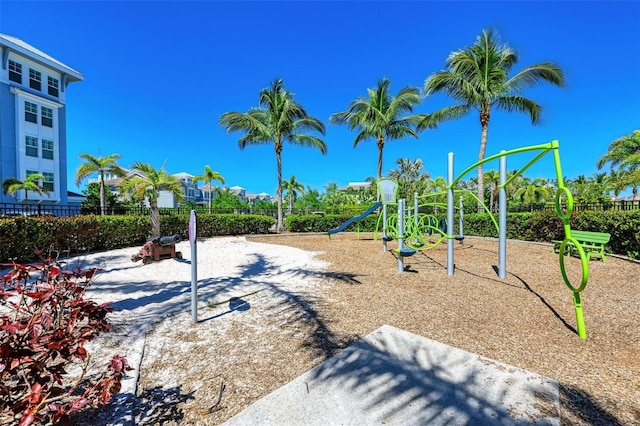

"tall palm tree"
[330,77,422,181]
[191,165,225,214]
[597,130,640,199]
[119,162,184,237]
[75,153,125,215]
[283,175,305,215]
[219,78,327,232]
[2,173,49,203]
[422,28,565,211]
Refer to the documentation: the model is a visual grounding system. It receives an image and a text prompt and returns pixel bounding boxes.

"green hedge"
[2,210,638,263]
[285,214,379,233]
[284,210,640,258]
[0,214,275,263]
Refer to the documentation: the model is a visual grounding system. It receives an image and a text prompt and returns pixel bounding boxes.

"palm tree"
[283,175,305,215]
[119,162,184,237]
[330,77,422,182]
[422,28,565,211]
[388,157,430,201]
[597,130,640,199]
[219,78,327,232]
[75,153,125,215]
[191,165,225,214]
[2,173,49,204]
[483,169,500,212]
[513,177,551,210]
[424,176,447,213]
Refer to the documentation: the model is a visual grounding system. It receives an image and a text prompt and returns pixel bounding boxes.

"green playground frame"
[375,140,590,339]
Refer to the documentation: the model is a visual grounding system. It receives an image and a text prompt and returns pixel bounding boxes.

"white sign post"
[189,210,198,323]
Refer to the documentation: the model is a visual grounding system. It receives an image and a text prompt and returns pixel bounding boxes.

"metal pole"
[447,153,454,276]
[499,152,507,279]
[189,210,198,323]
[383,204,388,252]
[459,196,464,243]
[397,199,405,272]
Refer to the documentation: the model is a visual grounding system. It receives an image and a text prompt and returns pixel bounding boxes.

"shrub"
[0,249,130,425]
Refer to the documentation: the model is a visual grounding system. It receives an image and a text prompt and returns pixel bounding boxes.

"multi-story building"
[0,34,83,206]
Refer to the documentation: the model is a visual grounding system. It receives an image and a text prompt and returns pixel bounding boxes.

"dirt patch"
[75,234,640,425]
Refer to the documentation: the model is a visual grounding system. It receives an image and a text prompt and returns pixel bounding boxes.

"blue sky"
[1,1,639,197]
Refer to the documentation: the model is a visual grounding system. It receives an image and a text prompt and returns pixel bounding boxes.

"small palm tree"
[75,153,125,215]
[283,175,305,215]
[330,78,423,182]
[119,162,184,237]
[597,130,640,200]
[219,78,327,232]
[2,173,49,204]
[191,165,225,214]
[422,28,565,211]
[425,176,447,213]
[513,177,551,210]
[388,157,430,200]
[483,170,500,212]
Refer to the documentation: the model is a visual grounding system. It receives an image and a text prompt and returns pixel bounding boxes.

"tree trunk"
[477,107,490,213]
[276,143,284,232]
[150,199,160,237]
[208,188,212,214]
[376,136,385,202]
[99,171,106,216]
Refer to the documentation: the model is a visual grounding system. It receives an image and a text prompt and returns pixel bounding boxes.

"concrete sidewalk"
[223,325,560,425]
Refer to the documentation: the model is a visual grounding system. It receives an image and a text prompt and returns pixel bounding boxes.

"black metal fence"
[507,199,640,213]
[2,200,639,218]
[0,203,84,217]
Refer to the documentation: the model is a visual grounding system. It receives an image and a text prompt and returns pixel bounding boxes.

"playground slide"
[328,202,382,235]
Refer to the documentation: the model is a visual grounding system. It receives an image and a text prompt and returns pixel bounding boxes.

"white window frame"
[42,139,54,160]
[25,136,38,157]
[41,106,53,127]
[25,101,38,123]
[9,60,22,83]
[29,68,42,91]
[47,76,59,97]
[42,172,54,192]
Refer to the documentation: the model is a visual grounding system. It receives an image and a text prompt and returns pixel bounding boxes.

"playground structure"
[328,140,592,339]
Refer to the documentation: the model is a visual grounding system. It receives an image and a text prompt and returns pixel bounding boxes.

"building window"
[26,136,38,157]
[42,172,54,192]
[25,101,38,123]
[41,107,53,127]
[9,60,22,83]
[29,69,42,91]
[42,139,54,160]
[47,76,59,97]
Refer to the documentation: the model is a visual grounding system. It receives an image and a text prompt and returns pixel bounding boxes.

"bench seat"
[552,230,611,262]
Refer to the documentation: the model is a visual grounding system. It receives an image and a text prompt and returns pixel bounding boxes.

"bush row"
[0,214,275,263]
[2,210,638,263]
[285,210,640,258]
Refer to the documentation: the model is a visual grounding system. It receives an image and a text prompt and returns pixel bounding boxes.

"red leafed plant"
[0,249,131,425]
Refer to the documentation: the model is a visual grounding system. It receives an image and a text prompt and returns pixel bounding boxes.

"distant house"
[0,33,83,207]
[246,191,274,204]
[229,186,247,202]
[172,172,203,205]
[197,184,222,205]
[341,182,372,191]
[97,168,204,208]
[93,169,274,209]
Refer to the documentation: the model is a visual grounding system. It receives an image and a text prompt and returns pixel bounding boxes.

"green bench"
[553,230,611,262]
